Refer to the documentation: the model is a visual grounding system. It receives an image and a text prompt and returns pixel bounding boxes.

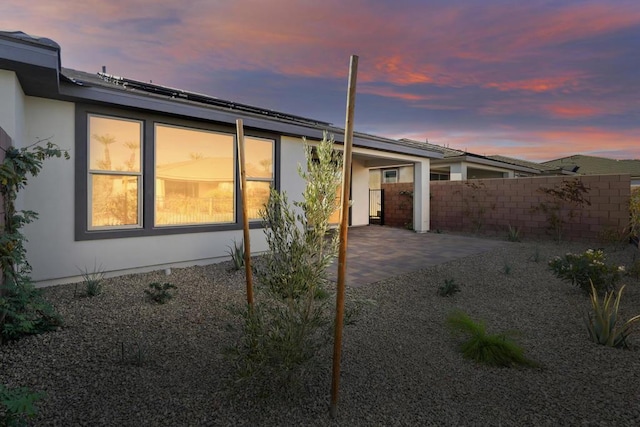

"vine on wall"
[0,138,69,344]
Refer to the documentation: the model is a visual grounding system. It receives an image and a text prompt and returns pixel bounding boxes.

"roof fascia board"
[0,36,60,95]
[0,36,59,69]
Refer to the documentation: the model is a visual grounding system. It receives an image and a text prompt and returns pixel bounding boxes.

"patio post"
[331,54,358,418]
[236,119,254,308]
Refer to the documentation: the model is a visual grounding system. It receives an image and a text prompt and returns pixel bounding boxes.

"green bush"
[0,383,44,426]
[548,249,622,294]
[447,310,537,368]
[586,283,640,348]
[77,262,105,297]
[506,224,521,242]
[227,239,244,271]
[437,279,460,297]
[0,283,61,342]
[1,140,68,344]
[227,132,343,393]
[144,282,176,304]
[502,261,512,275]
[533,178,590,242]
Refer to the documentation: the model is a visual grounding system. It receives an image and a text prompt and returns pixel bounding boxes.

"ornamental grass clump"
[548,249,622,294]
[446,310,537,368]
[227,239,244,271]
[586,283,640,349]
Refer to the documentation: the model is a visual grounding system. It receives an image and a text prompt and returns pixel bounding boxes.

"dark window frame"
[75,104,280,241]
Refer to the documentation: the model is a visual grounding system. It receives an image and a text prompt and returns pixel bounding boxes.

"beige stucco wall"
[399,165,414,183]
[3,73,432,284]
[350,157,370,226]
[22,97,307,285]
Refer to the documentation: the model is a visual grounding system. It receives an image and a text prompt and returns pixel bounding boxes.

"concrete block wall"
[381,182,414,228]
[430,174,631,240]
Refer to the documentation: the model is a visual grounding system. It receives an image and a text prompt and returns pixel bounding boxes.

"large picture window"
[77,106,279,240]
[155,124,235,226]
[88,115,142,229]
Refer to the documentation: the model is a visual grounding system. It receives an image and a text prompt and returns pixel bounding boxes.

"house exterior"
[369,140,569,187]
[542,155,640,187]
[0,31,442,285]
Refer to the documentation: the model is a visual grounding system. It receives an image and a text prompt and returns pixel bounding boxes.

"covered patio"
[328,226,509,287]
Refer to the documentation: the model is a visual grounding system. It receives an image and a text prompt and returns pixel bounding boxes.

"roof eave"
[0,33,60,96]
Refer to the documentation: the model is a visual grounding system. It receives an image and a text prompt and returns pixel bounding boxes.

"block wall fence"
[429,174,631,240]
[381,182,414,228]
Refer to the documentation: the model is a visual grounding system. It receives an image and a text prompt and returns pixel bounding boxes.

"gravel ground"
[2,238,640,426]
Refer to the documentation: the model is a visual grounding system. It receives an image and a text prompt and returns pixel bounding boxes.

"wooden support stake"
[236,119,254,308]
[330,54,358,419]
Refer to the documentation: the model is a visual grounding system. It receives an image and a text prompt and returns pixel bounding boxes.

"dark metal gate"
[369,189,384,225]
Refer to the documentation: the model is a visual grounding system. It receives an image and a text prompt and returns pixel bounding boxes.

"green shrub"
[0,383,44,426]
[144,282,176,304]
[502,261,512,275]
[460,181,495,233]
[529,246,541,263]
[0,282,62,342]
[597,226,630,249]
[1,140,68,344]
[549,249,622,294]
[533,178,590,242]
[437,279,460,297]
[586,283,640,348]
[506,224,521,242]
[226,132,342,394]
[227,239,244,271]
[446,310,537,368]
[77,262,105,297]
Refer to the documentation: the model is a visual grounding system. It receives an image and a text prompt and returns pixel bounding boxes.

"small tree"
[534,178,591,242]
[0,139,69,343]
[459,181,495,233]
[227,132,342,392]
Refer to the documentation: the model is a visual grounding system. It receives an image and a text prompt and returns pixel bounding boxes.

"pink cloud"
[400,127,640,162]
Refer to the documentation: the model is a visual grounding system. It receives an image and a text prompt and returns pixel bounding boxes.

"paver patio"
[328,225,509,287]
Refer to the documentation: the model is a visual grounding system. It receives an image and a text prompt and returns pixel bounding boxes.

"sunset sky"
[2,0,639,161]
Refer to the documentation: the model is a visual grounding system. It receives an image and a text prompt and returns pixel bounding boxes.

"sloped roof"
[542,155,640,177]
[398,139,548,174]
[486,155,556,172]
[0,30,60,49]
[399,139,466,158]
[1,30,443,160]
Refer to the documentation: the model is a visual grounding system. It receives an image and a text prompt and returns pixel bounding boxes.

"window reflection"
[88,115,142,228]
[155,124,235,225]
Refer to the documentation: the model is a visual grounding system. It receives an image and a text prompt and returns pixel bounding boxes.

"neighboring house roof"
[486,155,560,173]
[156,157,264,182]
[542,155,640,178]
[0,30,442,161]
[399,139,544,175]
